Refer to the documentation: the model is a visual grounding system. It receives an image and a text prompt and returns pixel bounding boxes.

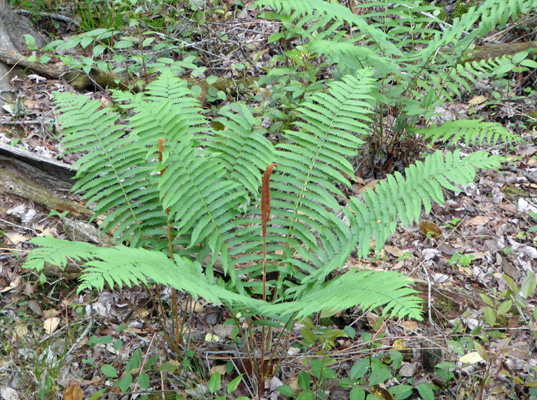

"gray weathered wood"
[0,142,76,184]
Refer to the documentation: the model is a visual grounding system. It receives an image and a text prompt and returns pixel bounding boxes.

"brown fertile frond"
[158,138,166,174]
[261,163,278,237]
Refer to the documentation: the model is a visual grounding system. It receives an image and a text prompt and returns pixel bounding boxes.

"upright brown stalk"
[158,139,181,348]
[259,163,277,398]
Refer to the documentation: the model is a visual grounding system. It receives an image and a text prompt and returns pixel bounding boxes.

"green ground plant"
[0,307,90,399]
[21,66,503,397]
[73,0,133,31]
[255,0,530,169]
[17,0,537,397]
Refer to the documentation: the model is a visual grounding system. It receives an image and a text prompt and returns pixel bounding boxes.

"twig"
[421,264,442,333]
[64,317,93,362]
[13,9,79,26]
[0,120,43,125]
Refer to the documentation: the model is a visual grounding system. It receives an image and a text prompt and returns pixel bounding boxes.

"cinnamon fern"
[23,68,504,321]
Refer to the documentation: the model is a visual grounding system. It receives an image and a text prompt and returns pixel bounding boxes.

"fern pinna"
[24,69,502,320]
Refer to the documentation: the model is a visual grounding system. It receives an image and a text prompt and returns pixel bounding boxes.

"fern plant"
[256,0,530,169]
[24,68,502,324]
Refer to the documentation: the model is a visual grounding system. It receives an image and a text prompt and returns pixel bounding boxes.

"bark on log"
[0,142,76,184]
[0,148,115,279]
[0,0,48,104]
[464,41,537,63]
[0,46,135,91]
[0,46,59,79]
[0,155,90,217]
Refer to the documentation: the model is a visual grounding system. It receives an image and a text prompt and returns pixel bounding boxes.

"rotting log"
[464,41,537,63]
[0,46,134,91]
[0,155,90,217]
[0,147,117,279]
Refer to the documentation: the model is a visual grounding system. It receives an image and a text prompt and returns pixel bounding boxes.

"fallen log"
[0,46,133,91]
[0,153,90,217]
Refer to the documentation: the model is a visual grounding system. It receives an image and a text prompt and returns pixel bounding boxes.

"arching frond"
[350,150,503,258]
[416,120,521,146]
[54,93,165,246]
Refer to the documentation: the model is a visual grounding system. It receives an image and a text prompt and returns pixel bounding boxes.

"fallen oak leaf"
[63,384,83,400]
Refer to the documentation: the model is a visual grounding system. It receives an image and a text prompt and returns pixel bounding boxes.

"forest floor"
[0,2,537,400]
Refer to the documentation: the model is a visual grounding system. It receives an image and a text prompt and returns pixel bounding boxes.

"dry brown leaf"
[27,300,43,316]
[5,231,29,245]
[135,307,149,319]
[366,312,378,327]
[420,221,442,239]
[182,299,205,314]
[209,365,227,375]
[100,97,111,108]
[0,276,21,293]
[471,251,489,260]
[401,320,419,331]
[13,325,28,341]
[124,327,145,334]
[63,384,83,400]
[44,317,61,334]
[34,225,55,237]
[356,179,379,194]
[80,375,101,386]
[463,215,490,226]
[468,95,487,105]
[289,378,300,391]
[43,309,60,319]
[458,266,472,276]
[24,99,37,109]
[384,245,405,258]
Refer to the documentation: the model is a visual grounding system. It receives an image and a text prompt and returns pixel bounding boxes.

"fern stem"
[159,138,183,349]
[265,313,297,378]
[137,24,149,85]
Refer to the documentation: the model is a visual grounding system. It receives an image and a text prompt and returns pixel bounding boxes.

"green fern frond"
[54,93,165,246]
[207,104,275,198]
[357,0,444,49]
[297,149,502,290]
[416,119,521,146]
[262,270,422,320]
[449,56,522,89]
[476,0,537,31]
[159,134,246,246]
[228,71,374,279]
[350,150,503,258]
[26,236,261,307]
[308,40,398,77]
[24,236,101,272]
[116,69,207,131]
[255,0,401,56]
[440,0,536,52]
[116,77,253,253]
